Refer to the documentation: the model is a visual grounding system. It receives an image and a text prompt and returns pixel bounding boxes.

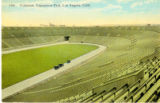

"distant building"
[59,25,66,27]
[40,24,48,27]
[147,24,151,26]
[49,23,55,27]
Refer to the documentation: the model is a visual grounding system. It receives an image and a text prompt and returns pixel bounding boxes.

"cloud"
[117,0,132,3]
[107,4,122,9]
[131,0,157,8]
[94,4,122,11]
[145,0,157,4]
[85,0,104,3]
[131,2,143,8]
[62,0,104,5]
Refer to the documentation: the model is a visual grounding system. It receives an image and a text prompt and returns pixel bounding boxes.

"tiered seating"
[18,37,33,45]
[2,36,64,50]
[42,36,56,42]
[28,37,46,44]
[116,57,160,102]
[102,84,128,102]
[3,38,24,47]
[60,91,92,102]
[58,56,160,102]
[126,67,160,102]
[114,80,140,102]
[2,41,9,48]
[138,80,160,102]
[3,26,156,50]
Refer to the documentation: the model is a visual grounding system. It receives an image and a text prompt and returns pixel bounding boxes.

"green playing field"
[2,44,98,88]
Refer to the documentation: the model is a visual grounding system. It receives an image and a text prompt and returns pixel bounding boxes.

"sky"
[2,0,160,26]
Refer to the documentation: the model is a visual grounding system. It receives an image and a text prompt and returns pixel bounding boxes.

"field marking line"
[2,42,106,99]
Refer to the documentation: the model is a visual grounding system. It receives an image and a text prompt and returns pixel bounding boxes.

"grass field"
[2,44,98,89]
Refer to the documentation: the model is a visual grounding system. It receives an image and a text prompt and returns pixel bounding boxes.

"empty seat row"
[125,65,160,102]
[138,80,160,102]
[58,56,160,102]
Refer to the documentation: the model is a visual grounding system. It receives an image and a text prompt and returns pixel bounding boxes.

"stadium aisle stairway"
[2,41,10,48]
[18,37,33,45]
[3,38,24,47]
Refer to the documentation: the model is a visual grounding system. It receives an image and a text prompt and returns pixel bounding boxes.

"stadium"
[2,25,160,102]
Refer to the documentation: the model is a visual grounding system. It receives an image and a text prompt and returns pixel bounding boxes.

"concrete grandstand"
[2,26,160,102]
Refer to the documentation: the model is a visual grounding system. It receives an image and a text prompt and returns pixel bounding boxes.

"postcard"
[1,0,160,102]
